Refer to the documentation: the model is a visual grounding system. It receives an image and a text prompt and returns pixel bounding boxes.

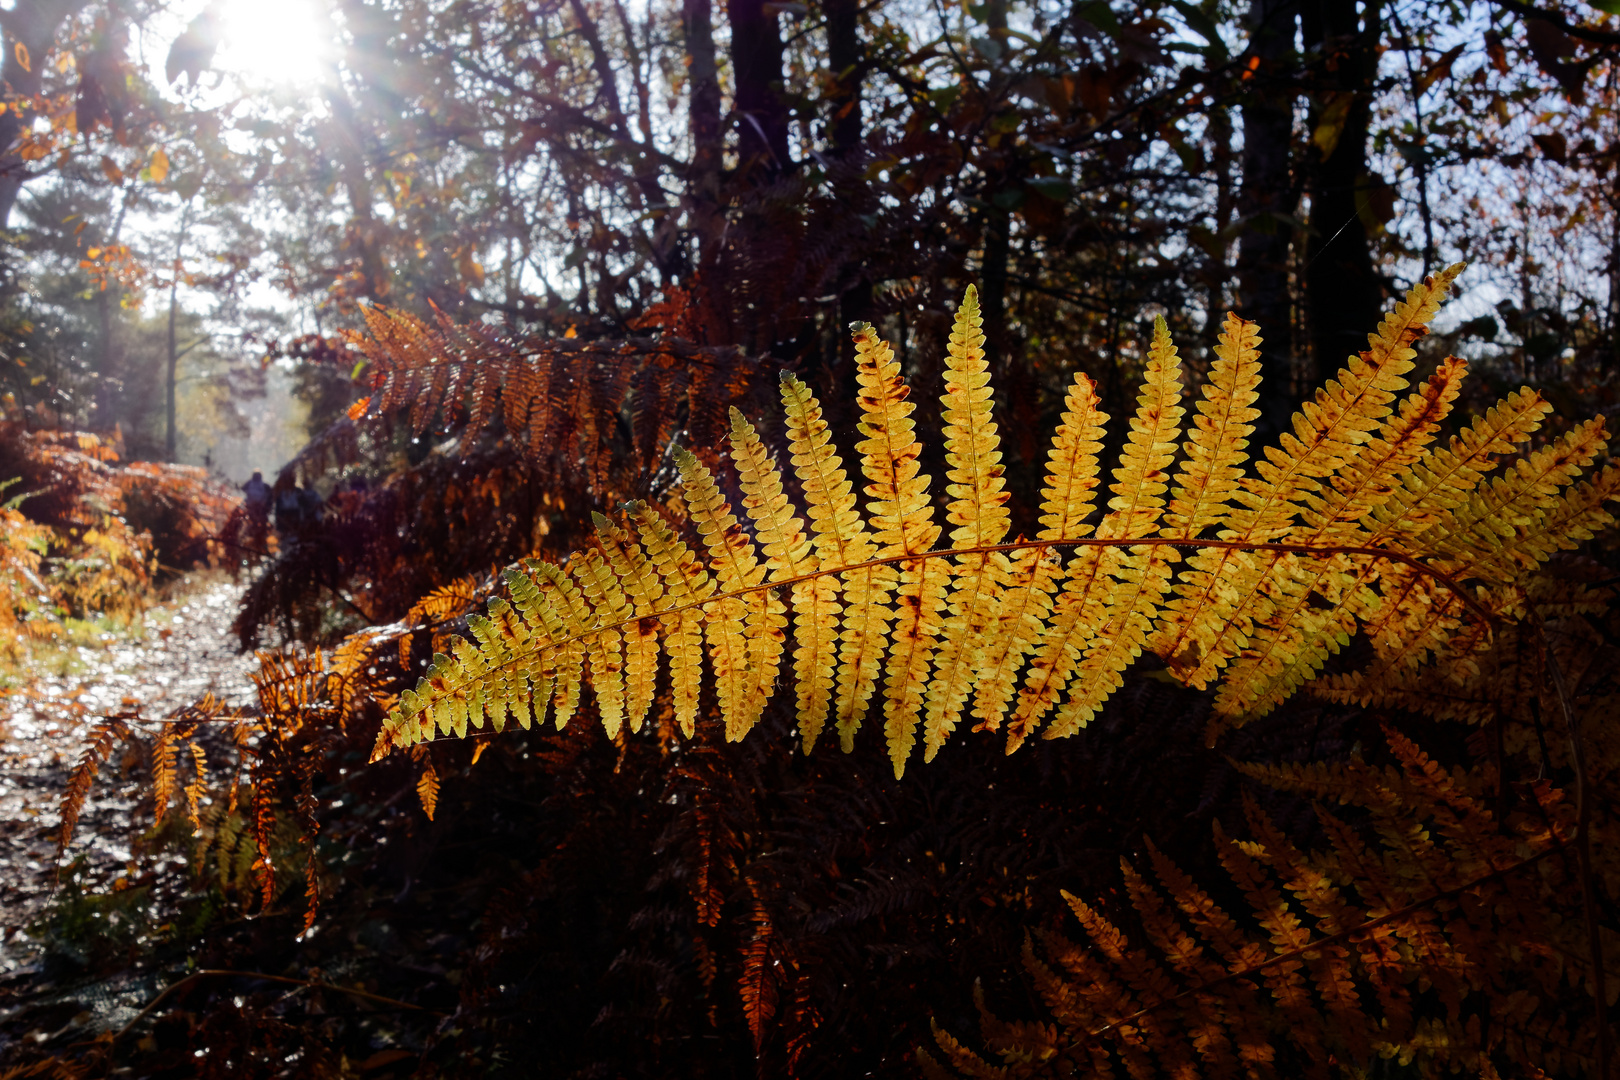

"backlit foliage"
[374,266,1618,779]
[343,294,772,488]
[0,413,237,637]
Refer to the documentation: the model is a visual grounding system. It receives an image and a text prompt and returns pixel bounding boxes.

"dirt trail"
[0,581,256,974]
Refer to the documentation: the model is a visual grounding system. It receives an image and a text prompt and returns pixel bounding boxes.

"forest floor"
[0,578,256,977]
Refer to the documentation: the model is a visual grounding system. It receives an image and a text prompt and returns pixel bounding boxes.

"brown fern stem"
[1074,839,1565,1062]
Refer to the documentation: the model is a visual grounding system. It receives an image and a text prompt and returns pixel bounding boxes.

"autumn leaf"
[150,148,170,184]
[347,396,372,420]
[1412,43,1465,97]
[416,759,439,820]
[14,43,29,73]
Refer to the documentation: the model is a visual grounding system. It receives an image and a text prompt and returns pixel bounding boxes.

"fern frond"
[570,549,633,738]
[1426,418,1610,579]
[1164,265,1465,692]
[376,274,1618,789]
[56,718,134,862]
[591,512,663,733]
[1007,319,1185,748]
[631,502,714,736]
[1211,356,1469,720]
[937,728,1576,1079]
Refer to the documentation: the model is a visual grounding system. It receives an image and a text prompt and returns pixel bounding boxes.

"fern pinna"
[371,264,1617,780]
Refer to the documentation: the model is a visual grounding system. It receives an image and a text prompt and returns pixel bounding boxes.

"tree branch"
[1490,0,1620,47]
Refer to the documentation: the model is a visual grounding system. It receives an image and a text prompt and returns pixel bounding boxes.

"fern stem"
[425,536,1493,723]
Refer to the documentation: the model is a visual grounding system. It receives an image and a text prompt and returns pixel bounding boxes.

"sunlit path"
[0,582,255,976]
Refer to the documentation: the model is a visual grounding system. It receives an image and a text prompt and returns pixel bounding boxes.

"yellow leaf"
[150,148,170,184]
[14,43,29,73]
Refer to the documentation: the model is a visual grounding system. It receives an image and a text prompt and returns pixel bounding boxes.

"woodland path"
[0,581,256,976]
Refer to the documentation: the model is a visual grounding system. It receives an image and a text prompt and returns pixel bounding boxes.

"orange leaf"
[14,43,29,73]
[150,148,170,184]
[347,396,371,420]
[416,760,439,820]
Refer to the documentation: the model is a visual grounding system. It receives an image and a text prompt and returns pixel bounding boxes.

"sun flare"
[213,0,334,87]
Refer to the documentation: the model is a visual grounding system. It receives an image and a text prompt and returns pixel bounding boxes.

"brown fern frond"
[930,728,1579,1078]
[55,716,135,863]
[345,298,775,490]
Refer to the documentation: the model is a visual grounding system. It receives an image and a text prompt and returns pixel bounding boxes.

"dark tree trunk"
[0,0,93,228]
[1235,0,1300,439]
[824,0,870,333]
[683,0,722,266]
[824,0,861,155]
[978,0,1012,375]
[1301,0,1384,379]
[727,0,789,175]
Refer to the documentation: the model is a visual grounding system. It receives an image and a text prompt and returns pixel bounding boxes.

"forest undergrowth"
[0,271,1618,1080]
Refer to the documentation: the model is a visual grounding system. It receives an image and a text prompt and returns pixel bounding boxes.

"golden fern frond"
[676,446,784,741]
[590,512,663,734]
[631,503,713,736]
[1210,357,1470,720]
[375,272,1618,779]
[1006,317,1185,749]
[1052,317,1186,738]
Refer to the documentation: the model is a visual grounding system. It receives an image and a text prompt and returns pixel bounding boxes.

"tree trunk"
[979,0,1012,375]
[1301,0,1384,380]
[824,0,871,334]
[824,0,861,154]
[683,0,722,266]
[1235,0,1299,439]
[0,0,93,228]
[165,205,192,462]
[727,0,789,176]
